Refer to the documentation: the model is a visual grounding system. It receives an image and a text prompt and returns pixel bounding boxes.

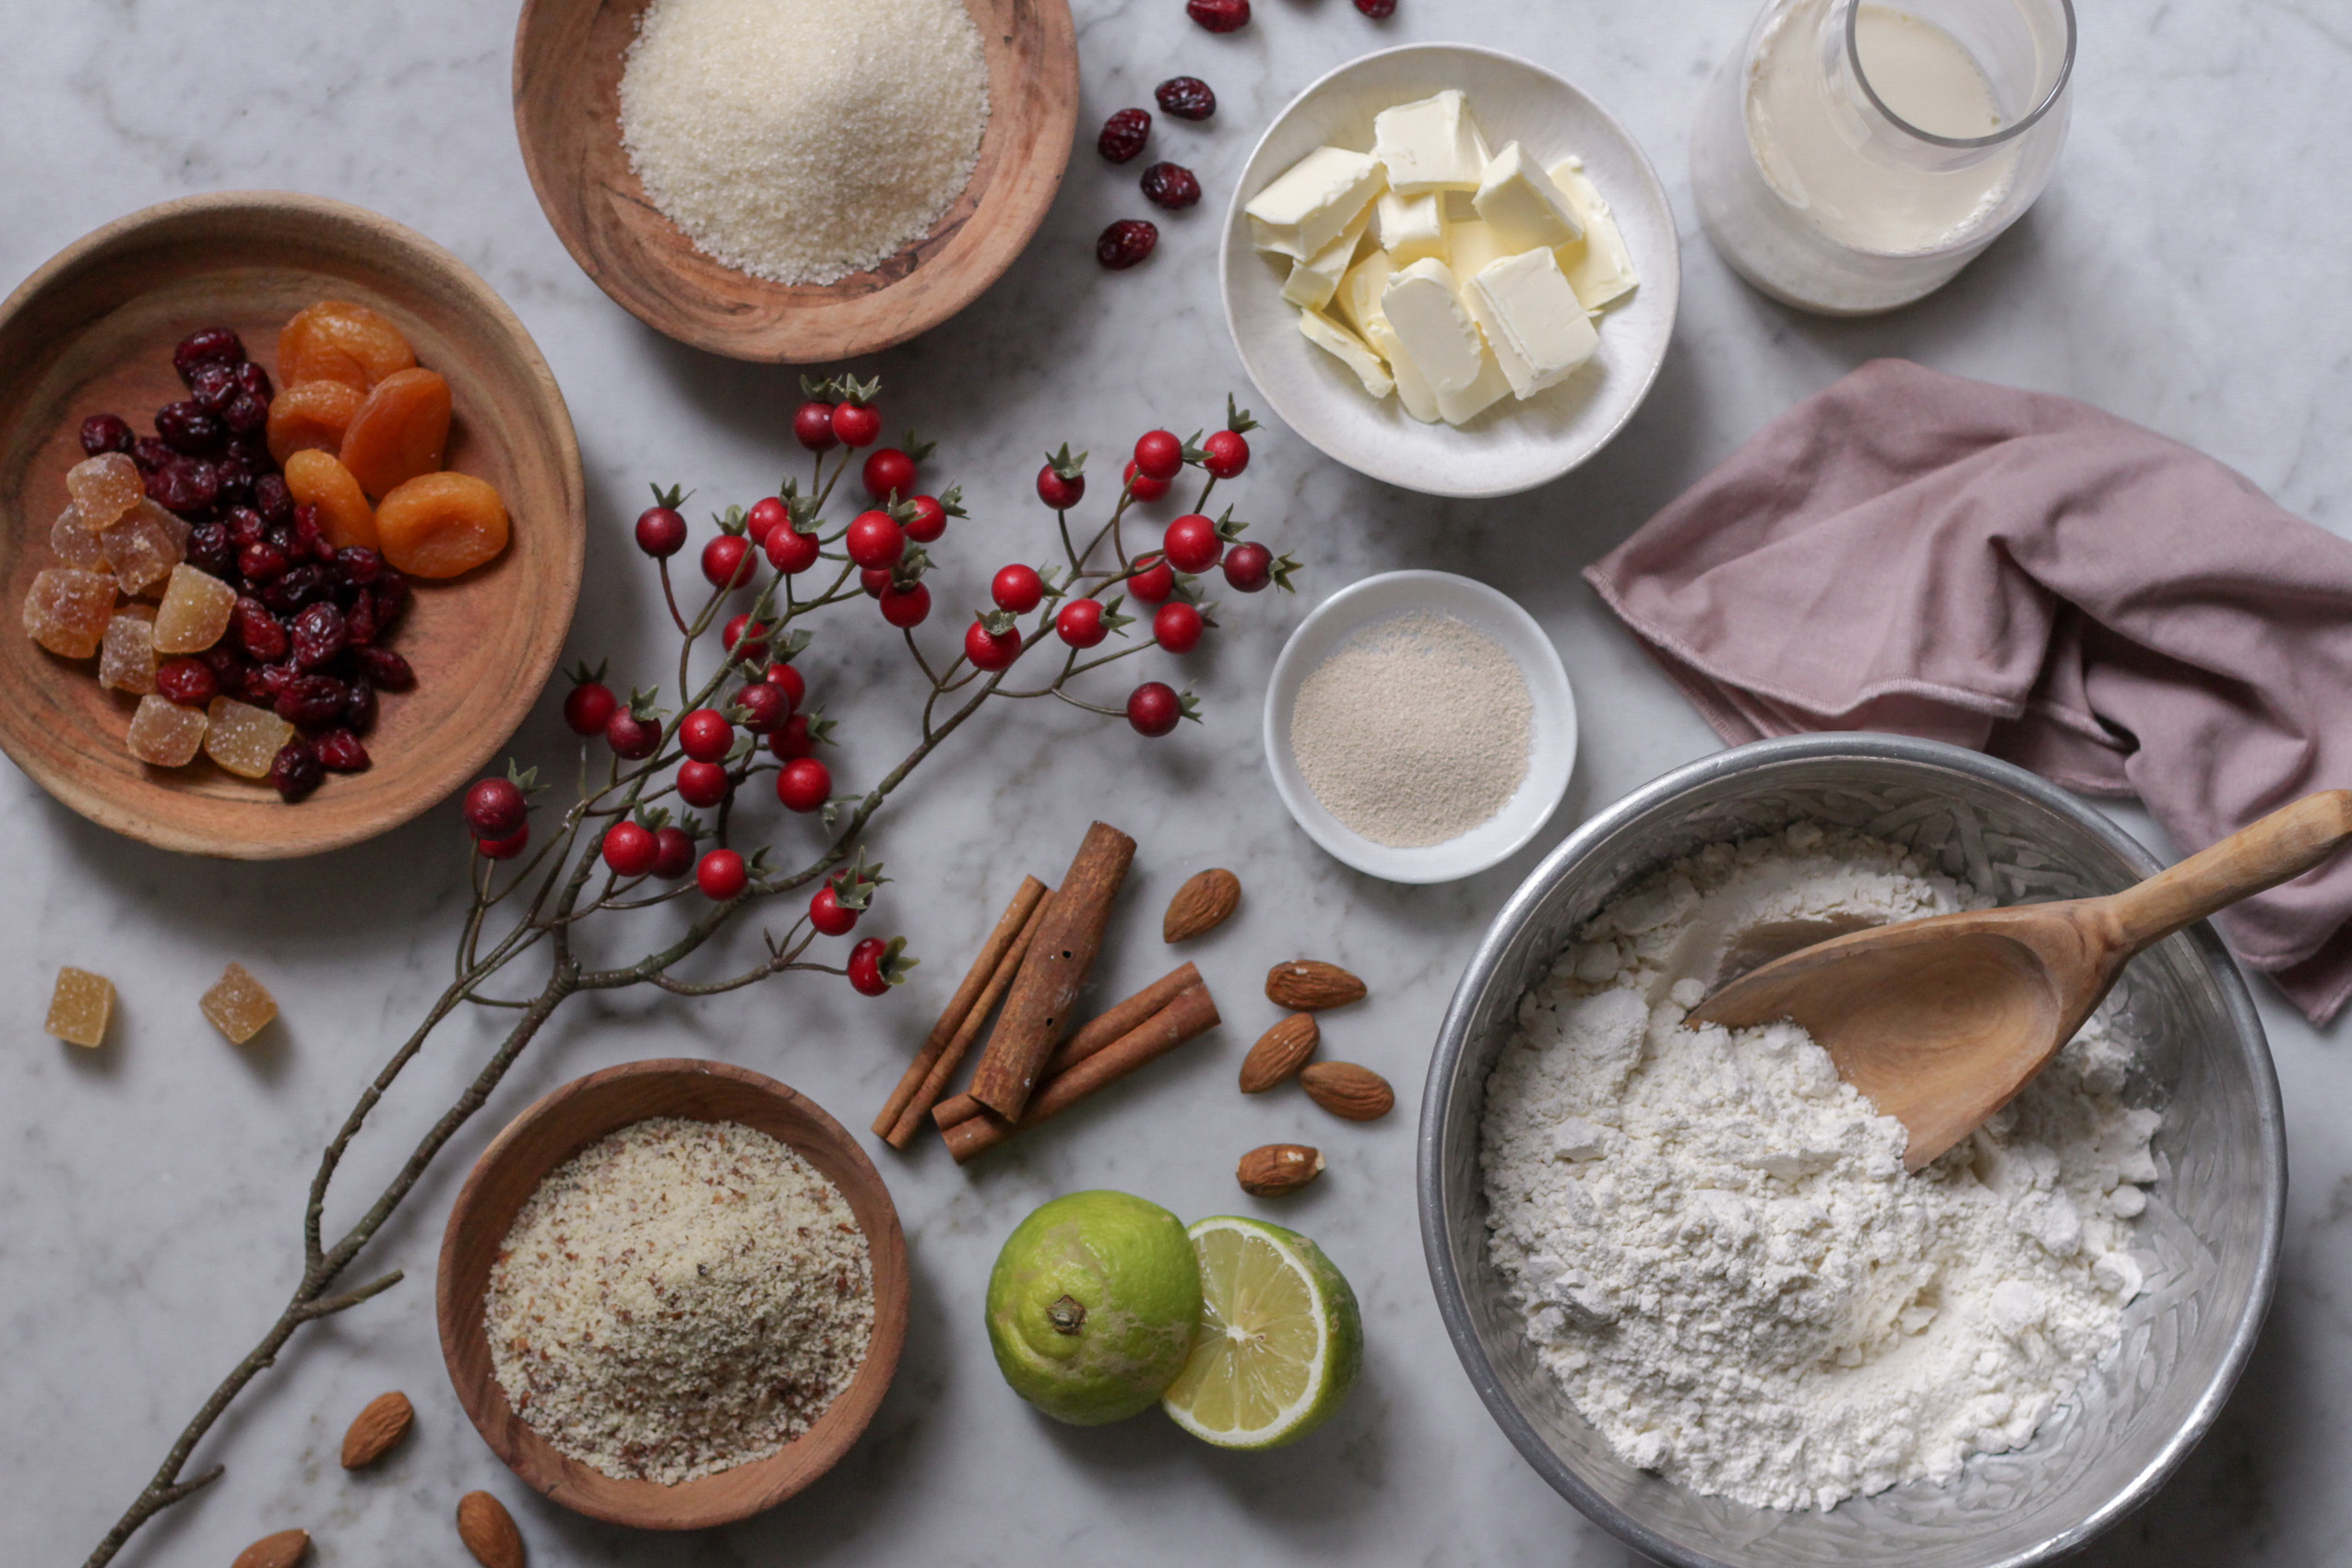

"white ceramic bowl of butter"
[1221,44,1680,499]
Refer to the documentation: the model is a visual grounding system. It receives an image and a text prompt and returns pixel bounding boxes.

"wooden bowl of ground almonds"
[436,1058,909,1528]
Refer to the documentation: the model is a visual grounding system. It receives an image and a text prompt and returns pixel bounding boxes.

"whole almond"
[1163,868,1241,943]
[232,1529,309,1568]
[1237,1143,1325,1196]
[339,1389,413,1469]
[1265,959,1366,1011]
[1239,1013,1318,1093]
[457,1491,525,1568]
[1301,1061,1395,1121]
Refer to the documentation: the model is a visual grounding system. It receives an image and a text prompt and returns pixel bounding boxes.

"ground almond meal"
[486,1116,874,1484]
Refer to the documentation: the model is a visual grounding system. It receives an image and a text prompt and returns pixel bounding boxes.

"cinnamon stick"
[872,873,1047,1138]
[933,963,1201,1128]
[881,889,1053,1149]
[943,980,1220,1163]
[966,822,1136,1121]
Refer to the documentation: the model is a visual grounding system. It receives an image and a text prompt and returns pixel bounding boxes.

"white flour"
[1481,824,2160,1512]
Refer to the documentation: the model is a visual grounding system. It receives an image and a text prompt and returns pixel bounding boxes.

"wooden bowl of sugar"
[436,1058,910,1529]
[514,0,1078,362]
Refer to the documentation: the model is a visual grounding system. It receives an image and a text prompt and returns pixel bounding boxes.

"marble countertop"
[5,2,2347,1564]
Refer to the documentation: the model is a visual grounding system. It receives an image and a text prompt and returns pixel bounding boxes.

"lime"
[985,1190,1204,1425]
[1160,1216,1362,1449]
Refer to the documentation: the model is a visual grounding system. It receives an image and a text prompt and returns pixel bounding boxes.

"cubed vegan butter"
[1474,142,1585,252]
[1466,249,1598,398]
[1381,258,1487,398]
[1298,310,1396,399]
[1372,89,1489,196]
[1282,205,1375,312]
[1245,146,1385,260]
[1548,158,1638,311]
[1373,190,1446,268]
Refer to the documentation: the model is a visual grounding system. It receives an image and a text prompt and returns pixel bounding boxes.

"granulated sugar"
[486,1116,873,1484]
[1289,610,1532,847]
[619,0,990,285]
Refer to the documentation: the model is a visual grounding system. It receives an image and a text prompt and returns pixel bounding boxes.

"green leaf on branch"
[878,934,918,987]
[1268,551,1304,593]
[565,657,609,685]
[829,849,889,911]
[1225,393,1260,434]
[1044,442,1087,481]
[901,429,937,463]
[714,503,748,537]
[647,481,691,510]
[979,608,1019,637]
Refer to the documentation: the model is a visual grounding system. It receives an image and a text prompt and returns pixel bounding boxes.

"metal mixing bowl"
[1420,735,2285,1568]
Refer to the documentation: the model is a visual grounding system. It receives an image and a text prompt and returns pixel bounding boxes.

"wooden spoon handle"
[2105,790,2352,951]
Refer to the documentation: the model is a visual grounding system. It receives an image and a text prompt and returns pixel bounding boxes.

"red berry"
[652,825,696,878]
[1056,598,1108,648]
[268,740,324,803]
[1097,219,1158,271]
[862,447,917,502]
[1134,430,1184,481]
[733,682,788,733]
[602,821,658,877]
[860,566,895,597]
[992,564,1044,614]
[1203,428,1251,478]
[846,510,905,570]
[1355,0,1395,15]
[766,524,820,574]
[1123,458,1170,503]
[771,713,817,760]
[606,707,659,760]
[793,401,839,451]
[636,505,686,558]
[677,759,731,808]
[1154,600,1205,652]
[1187,0,1250,30]
[564,680,617,735]
[464,777,528,840]
[1126,553,1175,602]
[766,662,806,711]
[833,401,883,448]
[810,884,860,936]
[1163,513,1223,573]
[1128,681,1183,737]
[1037,462,1085,510]
[1222,540,1274,592]
[1155,77,1216,121]
[156,657,218,706]
[1141,162,1202,211]
[745,495,790,544]
[479,825,530,860]
[1098,106,1151,163]
[880,581,932,627]
[702,533,754,588]
[679,707,734,761]
[965,619,1021,671]
[848,937,890,995]
[778,756,832,812]
[315,729,371,772]
[723,613,770,664]
[905,493,949,542]
[696,848,748,900]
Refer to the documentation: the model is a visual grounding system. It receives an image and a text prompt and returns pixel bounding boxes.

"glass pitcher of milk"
[1691,0,2075,315]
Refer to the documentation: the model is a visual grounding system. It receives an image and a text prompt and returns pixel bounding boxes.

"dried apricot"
[338,368,450,500]
[277,301,415,390]
[282,449,379,551]
[374,471,508,579]
[267,379,366,466]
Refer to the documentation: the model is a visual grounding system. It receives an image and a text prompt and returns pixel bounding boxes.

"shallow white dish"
[1220,44,1681,500]
[1263,570,1576,884]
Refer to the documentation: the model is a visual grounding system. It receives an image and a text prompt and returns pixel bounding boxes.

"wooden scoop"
[1694,790,2352,1171]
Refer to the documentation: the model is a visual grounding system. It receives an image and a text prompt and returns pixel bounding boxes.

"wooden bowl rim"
[0,188,586,859]
[510,0,1079,363]
[434,1057,910,1529]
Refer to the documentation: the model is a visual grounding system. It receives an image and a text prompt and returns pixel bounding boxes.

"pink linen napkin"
[1585,357,2352,1024]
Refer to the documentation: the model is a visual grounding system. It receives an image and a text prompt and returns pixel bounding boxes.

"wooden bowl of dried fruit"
[0,190,585,859]
[512,0,1078,362]
[436,1058,910,1530]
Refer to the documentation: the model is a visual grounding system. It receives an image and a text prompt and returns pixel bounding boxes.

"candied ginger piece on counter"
[23,568,118,658]
[202,962,278,1044]
[65,452,145,529]
[152,564,236,653]
[99,610,159,694]
[45,967,115,1049]
[204,696,293,778]
[125,694,208,766]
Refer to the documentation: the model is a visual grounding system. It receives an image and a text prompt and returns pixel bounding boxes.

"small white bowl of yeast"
[1264,570,1576,885]
[1221,44,1680,499]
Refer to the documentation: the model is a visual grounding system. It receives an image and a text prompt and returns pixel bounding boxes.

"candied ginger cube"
[99,610,158,694]
[23,567,118,658]
[51,505,107,568]
[65,452,145,529]
[204,695,293,778]
[100,501,188,597]
[126,694,208,766]
[44,967,115,1049]
[201,962,277,1044]
[152,564,236,653]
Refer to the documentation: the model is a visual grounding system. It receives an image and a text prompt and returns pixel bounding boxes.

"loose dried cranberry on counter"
[1155,77,1216,121]
[1354,0,1396,14]
[1098,107,1151,163]
[1097,219,1159,270]
[1186,0,1250,32]
[1141,162,1202,211]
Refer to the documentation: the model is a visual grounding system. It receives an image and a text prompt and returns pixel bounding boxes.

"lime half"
[1161,1216,1362,1449]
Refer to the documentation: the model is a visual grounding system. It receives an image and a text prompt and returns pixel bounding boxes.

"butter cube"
[1246,147,1385,261]
[1372,89,1490,196]
[1548,158,1639,311]
[1281,205,1373,312]
[1338,249,1396,340]
[1474,142,1585,251]
[1373,190,1445,268]
[1298,310,1396,400]
[1434,340,1515,426]
[1443,217,1515,286]
[1466,249,1598,398]
[1381,258,1489,398]
[1363,315,1442,423]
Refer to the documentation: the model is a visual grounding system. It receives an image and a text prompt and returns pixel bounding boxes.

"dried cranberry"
[156,399,225,456]
[357,646,415,691]
[267,739,325,802]
[293,505,327,558]
[185,521,235,577]
[253,660,298,705]
[253,474,293,526]
[226,506,267,550]
[373,571,409,629]
[172,327,245,384]
[1156,77,1216,120]
[343,676,378,734]
[235,598,291,661]
[315,729,370,772]
[188,362,237,413]
[131,436,172,474]
[212,450,257,506]
[240,540,290,584]
[1098,107,1151,163]
[277,674,347,730]
[1186,0,1249,30]
[1097,219,1159,270]
[266,519,300,557]
[79,414,135,457]
[154,657,218,706]
[335,546,383,587]
[148,459,219,516]
[199,643,244,678]
[263,563,332,612]
[1141,162,1202,210]
[1354,0,1395,14]
[344,591,379,646]
[290,602,347,669]
[223,392,268,436]
[234,361,272,401]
